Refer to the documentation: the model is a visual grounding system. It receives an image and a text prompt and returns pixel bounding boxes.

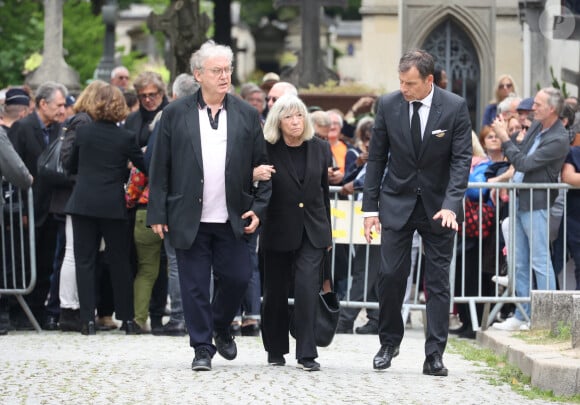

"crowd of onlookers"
[0,63,579,343]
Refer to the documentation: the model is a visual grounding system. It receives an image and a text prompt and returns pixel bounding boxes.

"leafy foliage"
[0,0,44,87]
[63,1,104,86]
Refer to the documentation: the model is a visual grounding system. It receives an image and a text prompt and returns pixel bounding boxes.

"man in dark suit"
[362,50,472,376]
[8,81,67,330]
[147,40,271,371]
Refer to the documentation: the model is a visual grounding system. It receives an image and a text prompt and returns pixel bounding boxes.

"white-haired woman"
[260,94,332,371]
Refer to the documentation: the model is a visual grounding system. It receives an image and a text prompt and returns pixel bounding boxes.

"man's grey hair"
[172,73,199,99]
[34,81,68,107]
[111,66,129,79]
[310,110,331,127]
[541,87,565,117]
[269,82,298,97]
[497,96,519,114]
[190,40,233,72]
[133,71,166,95]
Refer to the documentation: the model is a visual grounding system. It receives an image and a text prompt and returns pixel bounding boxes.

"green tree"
[0,0,44,87]
[63,1,104,85]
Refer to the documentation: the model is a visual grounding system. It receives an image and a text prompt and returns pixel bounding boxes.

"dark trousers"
[261,234,324,360]
[46,215,66,317]
[175,222,252,356]
[25,215,58,319]
[72,215,134,323]
[379,198,454,357]
[338,244,380,326]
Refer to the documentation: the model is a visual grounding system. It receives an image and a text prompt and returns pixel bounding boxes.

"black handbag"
[315,289,341,347]
[37,130,69,186]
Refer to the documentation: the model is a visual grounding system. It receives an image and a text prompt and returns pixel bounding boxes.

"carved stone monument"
[274,0,345,88]
[148,0,210,82]
[26,0,81,93]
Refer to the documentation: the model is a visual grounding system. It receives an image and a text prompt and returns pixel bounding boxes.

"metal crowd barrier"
[327,182,577,333]
[0,184,39,331]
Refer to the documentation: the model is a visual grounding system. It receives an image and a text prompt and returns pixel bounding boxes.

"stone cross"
[148,0,210,83]
[274,0,346,88]
[26,0,80,93]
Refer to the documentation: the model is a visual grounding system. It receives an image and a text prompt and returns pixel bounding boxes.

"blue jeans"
[514,207,556,321]
[164,238,184,322]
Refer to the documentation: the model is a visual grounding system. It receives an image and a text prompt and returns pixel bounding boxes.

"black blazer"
[261,136,332,251]
[8,111,61,225]
[146,92,272,250]
[65,121,145,219]
[362,86,472,231]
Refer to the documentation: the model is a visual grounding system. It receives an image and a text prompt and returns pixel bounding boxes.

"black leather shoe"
[124,320,145,335]
[458,329,476,339]
[241,323,260,336]
[152,319,187,336]
[423,353,448,376]
[59,308,81,332]
[373,344,400,370]
[214,332,237,360]
[355,321,379,335]
[267,352,285,366]
[297,358,320,371]
[42,315,59,331]
[81,321,96,335]
[150,316,163,334]
[191,348,212,371]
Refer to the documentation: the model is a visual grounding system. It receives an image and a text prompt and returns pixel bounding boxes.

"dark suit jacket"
[8,111,61,225]
[261,137,332,251]
[65,121,145,219]
[146,92,271,250]
[503,119,569,211]
[362,86,472,231]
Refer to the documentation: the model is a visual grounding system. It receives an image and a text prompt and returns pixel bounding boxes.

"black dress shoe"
[150,316,163,333]
[355,321,379,335]
[59,308,81,332]
[458,329,476,340]
[297,358,320,371]
[214,332,237,360]
[373,344,400,370]
[152,319,187,336]
[267,352,285,366]
[448,324,468,335]
[241,323,260,336]
[124,320,145,335]
[423,353,448,376]
[42,315,59,331]
[81,321,96,335]
[191,348,212,371]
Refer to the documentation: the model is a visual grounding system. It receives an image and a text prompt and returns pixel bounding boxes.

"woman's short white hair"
[263,94,314,144]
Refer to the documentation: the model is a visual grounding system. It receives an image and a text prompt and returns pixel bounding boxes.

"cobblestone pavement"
[0,324,560,404]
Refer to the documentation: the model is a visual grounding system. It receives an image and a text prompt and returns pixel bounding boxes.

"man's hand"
[242,210,260,234]
[433,209,458,231]
[339,181,354,196]
[491,115,510,142]
[363,216,381,243]
[151,224,168,239]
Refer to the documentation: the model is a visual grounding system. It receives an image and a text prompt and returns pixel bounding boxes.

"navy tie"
[411,101,422,156]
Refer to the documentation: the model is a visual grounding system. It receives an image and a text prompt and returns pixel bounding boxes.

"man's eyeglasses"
[138,91,160,101]
[205,66,233,76]
[498,83,513,89]
[266,96,278,103]
[117,76,129,80]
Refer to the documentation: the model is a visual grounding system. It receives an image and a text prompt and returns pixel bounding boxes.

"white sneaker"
[492,316,527,331]
[491,275,509,287]
[519,322,530,331]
